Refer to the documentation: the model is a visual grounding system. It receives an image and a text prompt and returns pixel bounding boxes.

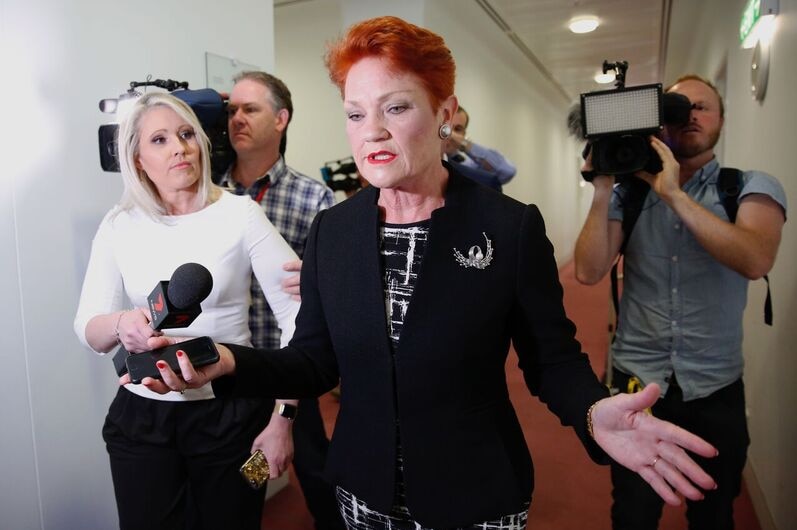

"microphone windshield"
[566,103,585,140]
[167,263,213,309]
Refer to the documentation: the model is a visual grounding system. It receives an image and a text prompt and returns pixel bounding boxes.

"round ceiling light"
[594,72,614,84]
[569,16,600,34]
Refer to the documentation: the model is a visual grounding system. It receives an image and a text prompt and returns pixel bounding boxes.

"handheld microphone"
[148,262,214,329]
[113,263,213,376]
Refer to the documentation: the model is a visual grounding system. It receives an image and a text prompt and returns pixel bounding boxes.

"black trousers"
[610,370,750,530]
[293,397,346,530]
[103,388,271,530]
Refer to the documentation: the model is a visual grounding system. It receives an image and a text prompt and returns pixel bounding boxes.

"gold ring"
[651,457,660,467]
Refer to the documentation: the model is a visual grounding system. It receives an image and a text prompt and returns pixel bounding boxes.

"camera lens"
[614,144,637,165]
[593,135,649,175]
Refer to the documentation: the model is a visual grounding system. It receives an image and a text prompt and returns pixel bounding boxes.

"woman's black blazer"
[220,167,609,527]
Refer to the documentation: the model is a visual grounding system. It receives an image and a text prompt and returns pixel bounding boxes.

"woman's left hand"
[118,336,236,393]
[591,383,718,505]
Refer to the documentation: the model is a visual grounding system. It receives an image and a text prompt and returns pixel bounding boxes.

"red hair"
[325,16,455,110]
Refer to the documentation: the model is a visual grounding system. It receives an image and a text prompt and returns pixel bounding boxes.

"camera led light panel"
[582,84,661,137]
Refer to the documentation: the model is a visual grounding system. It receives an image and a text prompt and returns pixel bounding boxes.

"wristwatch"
[274,402,298,420]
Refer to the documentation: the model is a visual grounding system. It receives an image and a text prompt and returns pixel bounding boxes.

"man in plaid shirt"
[220,71,341,529]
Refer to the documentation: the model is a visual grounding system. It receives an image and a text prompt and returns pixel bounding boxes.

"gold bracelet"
[586,401,599,439]
[113,310,126,345]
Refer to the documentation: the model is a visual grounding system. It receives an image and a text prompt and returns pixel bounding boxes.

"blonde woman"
[75,92,300,529]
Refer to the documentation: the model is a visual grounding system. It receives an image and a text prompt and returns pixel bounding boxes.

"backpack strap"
[718,167,773,325]
[717,167,742,222]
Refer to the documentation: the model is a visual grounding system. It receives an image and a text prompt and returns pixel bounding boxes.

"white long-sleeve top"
[74,191,300,401]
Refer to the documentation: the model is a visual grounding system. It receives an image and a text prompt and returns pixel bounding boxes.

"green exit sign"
[740,0,778,46]
[740,0,761,43]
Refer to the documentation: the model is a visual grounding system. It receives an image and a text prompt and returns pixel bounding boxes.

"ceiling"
[276,0,704,102]
[479,0,675,101]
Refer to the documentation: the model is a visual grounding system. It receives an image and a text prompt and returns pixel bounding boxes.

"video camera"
[571,61,692,181]
[98,78,234,180]
[320,156,363,193]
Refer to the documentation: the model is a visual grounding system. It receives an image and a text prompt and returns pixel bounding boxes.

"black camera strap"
[610,167,772,336]
[609,177,650,331]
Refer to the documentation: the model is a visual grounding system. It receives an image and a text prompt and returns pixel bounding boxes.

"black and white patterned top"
[379,221,430,346]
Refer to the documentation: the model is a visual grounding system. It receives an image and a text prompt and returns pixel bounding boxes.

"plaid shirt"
[220,156,335,349]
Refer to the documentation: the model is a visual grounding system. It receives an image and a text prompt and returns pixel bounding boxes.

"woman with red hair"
[140,16,718,529]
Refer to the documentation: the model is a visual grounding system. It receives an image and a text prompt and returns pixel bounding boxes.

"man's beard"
[671,127,721,159]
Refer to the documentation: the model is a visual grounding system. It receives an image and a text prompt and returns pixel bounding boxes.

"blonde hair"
[116,92,217,220]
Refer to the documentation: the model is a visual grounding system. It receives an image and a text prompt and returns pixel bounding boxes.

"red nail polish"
[156,361,167,369]
[177,350,184,357]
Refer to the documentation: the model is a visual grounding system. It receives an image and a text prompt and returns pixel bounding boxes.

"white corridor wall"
[0,1,274,528]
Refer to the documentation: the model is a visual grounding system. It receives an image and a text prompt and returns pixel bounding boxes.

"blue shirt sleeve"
[465,141,517,184]
[740,170,788,219]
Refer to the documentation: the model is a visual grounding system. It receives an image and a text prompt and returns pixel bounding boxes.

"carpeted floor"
[262,261,761,530]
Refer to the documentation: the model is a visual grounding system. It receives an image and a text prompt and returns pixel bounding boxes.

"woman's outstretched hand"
[591,383,718,505]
